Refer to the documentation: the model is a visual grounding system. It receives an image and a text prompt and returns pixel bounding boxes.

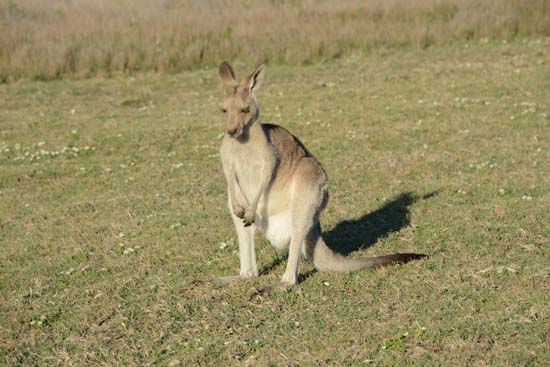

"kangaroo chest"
[221,137,269,203]
[233,153,263,201]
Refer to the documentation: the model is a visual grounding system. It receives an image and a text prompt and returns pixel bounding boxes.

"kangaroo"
[217,61,425,294]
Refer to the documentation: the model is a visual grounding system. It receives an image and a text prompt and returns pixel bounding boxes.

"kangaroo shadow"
[323,191,438,256]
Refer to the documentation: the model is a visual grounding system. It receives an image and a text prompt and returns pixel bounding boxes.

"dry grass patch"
[1,0,550,81]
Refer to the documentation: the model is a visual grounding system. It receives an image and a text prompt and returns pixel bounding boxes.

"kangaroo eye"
[221,108,227,114]
[241,107,250,113]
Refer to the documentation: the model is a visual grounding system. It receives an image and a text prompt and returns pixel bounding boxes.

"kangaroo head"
[218,61,265,139]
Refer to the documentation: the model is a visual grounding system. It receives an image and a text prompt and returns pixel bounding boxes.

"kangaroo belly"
[256,211,292,250]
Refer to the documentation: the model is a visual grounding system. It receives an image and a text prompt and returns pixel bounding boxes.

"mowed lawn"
[1,40,549,366]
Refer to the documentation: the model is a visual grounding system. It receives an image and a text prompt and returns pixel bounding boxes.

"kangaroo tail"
[312,236,426,272]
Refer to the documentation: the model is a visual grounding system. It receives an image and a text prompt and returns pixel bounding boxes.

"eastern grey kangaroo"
[217,61,424,293]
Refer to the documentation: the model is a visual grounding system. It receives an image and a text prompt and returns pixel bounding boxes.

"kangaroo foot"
[256,282,294,296]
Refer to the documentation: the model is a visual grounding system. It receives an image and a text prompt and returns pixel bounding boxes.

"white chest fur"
[233,153,263,203]
[221,132,272,202]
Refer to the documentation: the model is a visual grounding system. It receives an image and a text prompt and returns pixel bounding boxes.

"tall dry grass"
[1,0,549,81]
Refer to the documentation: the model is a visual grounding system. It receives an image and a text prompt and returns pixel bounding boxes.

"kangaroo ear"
[243,64,265,94]
[218,61,236,85]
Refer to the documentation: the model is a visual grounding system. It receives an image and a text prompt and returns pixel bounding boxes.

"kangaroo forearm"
[228,180,238,204]
[250,166,272,209]
[230,181,249,207]
[227,165,246,207]
[250,184,267,209]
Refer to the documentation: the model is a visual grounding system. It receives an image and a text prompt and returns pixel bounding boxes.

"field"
[1,38,550,365]
[1,0,550,82]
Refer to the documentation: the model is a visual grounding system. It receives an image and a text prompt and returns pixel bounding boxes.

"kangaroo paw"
[242,207,255,226]
[233,205,245,218]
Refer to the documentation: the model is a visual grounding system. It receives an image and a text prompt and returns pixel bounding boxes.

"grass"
[1,38,549,365]
[1,0,550,82]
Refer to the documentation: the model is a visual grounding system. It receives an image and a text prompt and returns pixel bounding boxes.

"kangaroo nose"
[227,127,237,136]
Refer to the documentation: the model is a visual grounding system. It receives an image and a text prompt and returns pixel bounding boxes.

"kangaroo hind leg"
[259,158,326,294]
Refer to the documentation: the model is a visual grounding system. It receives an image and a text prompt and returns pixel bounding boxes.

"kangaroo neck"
[237,117,264,144]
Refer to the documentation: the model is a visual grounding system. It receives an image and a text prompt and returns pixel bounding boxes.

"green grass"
[1,39,549,366]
